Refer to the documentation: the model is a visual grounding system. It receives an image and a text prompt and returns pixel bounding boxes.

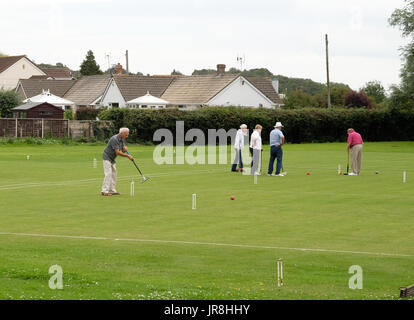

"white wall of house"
[0,57,46,90]
[100,79,126,108]
[207,76,276,108]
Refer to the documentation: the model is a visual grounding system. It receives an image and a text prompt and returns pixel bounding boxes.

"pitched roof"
[244,77,283,104]
[64,74,111,105]
[113,75,174,102]
[0,55,26,73]
[161,74,237,104]
[42,67,73,79]
[18,79,76,99]
[13,102,59,110]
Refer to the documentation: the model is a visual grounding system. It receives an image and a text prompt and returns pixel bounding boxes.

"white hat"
[274,121,284,128]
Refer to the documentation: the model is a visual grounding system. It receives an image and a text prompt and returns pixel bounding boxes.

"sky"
[0,0,409,90]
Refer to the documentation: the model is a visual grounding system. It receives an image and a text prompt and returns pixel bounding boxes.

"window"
[109,103,119,108]
[141,105,148,109]
[40,111,53,116]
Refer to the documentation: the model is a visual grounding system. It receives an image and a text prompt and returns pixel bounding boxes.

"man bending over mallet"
[101,127,133,196]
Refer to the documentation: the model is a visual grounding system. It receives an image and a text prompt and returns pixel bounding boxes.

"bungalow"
[0,55,46,90]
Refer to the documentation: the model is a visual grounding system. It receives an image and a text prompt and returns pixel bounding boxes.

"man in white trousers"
[249,124,263,175]
[101,128,133,196]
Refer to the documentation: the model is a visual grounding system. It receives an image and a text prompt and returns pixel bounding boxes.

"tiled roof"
[244,77,283,104]
[0,55,26,73]
[42,67,73,79]
[64,74,111,105]
[113,75,174,102]
[161,74,237,104]
[18,79,76,99]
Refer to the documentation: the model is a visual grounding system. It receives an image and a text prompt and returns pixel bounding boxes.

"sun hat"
[274,122,284,128]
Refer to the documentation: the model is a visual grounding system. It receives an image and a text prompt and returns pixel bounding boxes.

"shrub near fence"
[98,107,414,144]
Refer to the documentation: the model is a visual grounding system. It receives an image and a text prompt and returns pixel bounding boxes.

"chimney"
[272,77,279,94]
[217,64,226,76]
[116,63,123,75]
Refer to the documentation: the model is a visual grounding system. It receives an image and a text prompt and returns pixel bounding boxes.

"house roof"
[24,89,75,105]
[64,74,111,106]
[13,102,60,111]
[244,77,283,104]
[127,92,169,105]
[113,75,174,102]
[161,74,238,104]
[42,67,73,79]
[0,55,26,73]
[18,79,76,99]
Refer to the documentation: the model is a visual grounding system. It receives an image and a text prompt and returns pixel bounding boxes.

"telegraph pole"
[325,34,331,108]
[125,50,129,74]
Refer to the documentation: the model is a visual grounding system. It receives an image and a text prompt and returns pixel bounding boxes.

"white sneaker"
[275,174,284,177]
[348,173,357,176]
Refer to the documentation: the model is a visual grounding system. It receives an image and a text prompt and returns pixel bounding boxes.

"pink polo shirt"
[348,131,363,148]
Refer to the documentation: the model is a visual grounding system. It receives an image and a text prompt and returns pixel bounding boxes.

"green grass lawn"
[0,141,413,300]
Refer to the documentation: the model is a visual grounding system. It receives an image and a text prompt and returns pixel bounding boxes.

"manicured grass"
[0,142,413,300]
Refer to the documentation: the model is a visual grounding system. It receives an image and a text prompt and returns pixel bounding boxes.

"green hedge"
[98,107,414,144]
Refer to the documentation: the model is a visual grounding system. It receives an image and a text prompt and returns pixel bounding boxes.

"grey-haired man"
[101,128,134,196]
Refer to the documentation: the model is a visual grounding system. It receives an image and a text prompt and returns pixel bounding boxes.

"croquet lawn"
[0,141,413,300]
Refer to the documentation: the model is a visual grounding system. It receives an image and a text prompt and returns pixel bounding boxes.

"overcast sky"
[0,0,408,90]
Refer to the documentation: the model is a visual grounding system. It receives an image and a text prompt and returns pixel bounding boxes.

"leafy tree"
[329,84,352,106]
[38,62,67,69]
[192,69,216,75]
[80,50,103,76]
[361,81,387,104]
[241,68,273,78]
[64,109,74,120]
[389,0,414,109]
[0,90,21,117]
[283,90,318,109]
[171,69,183,75]
[227,67,241,74]
[344,90,373,109]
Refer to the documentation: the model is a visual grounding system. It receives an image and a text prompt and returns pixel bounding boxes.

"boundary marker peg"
[192,193,197,210]
[130,181,135,196]
[277,258,284,288]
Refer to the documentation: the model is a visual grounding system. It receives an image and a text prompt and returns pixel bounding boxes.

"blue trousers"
[231,149,243,171]
[268,145,283,175]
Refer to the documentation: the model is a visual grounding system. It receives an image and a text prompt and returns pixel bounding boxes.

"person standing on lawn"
[101,127,133,196]
[347,128,364,175]
[249,124,263,175]
[268,122,285,177]
[232,124,248,172]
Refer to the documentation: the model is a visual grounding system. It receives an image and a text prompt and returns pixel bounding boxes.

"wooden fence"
[0,119,111,138]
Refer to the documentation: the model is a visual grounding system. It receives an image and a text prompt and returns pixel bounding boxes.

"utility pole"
[325,34,331,108]
[125,50,129,74]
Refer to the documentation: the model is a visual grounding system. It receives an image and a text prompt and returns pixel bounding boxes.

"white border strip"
[0,231,412,258]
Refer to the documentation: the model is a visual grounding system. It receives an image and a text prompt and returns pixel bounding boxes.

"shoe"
[101,192,112,196]
[348,173,357,176]
[267,174,275,176]
[275,174,284,177]
[110,192,120,195]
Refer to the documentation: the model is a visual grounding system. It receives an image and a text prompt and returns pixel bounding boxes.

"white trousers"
[102,160,117,193]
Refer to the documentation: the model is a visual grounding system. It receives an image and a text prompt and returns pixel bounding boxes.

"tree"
[80,50,103,76]
[389,0,414,109]
[192,69,216,75]
[0,52,8,57]
[344,90,373,109]
[171,69,183,75]
[0,90,21,117]
[361,80,387,104]
[283,90,318,109]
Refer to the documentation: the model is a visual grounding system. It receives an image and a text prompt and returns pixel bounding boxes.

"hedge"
[98,107,414,144]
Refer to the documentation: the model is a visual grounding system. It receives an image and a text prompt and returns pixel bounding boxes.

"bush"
[75,107,100,120]
[64,109,74,120]
[98,107,414,143]
[344,91,373,109]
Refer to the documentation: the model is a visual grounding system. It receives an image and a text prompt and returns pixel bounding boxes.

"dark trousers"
[231,149,243,171]
[268,145,283,175]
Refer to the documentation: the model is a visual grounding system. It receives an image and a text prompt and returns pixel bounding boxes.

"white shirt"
[234,129,245,150]
[250,130,262,150]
